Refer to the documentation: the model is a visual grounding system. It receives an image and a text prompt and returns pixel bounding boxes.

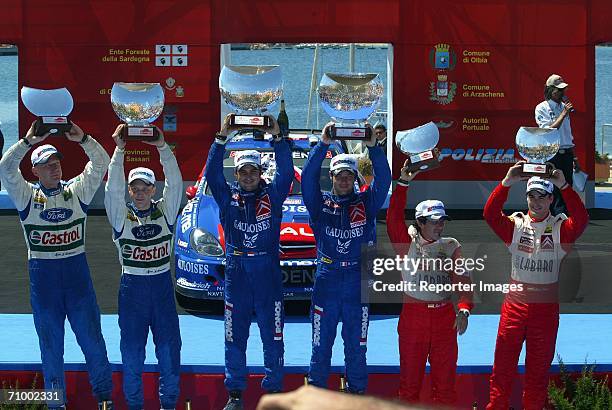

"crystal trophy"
[21,87,74,137]
[318,73,384,140]
[111,82,164,140]
[219,65,283,130]
[396,122,440,172]
[516,126,560,177]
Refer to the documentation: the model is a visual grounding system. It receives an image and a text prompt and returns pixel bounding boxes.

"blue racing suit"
[302,141,391,393]
[204,138,293,393]
[0,137,112,408]
[104,144,183,410]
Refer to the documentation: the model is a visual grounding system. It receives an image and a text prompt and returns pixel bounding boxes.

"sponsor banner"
[177,258,209,275]
[360,306,369,346]
[22,45,211,103]
[40,208,73,223]
[119,234,173,268]
[13,20,592,191]
[274,300,283,341]
[24,218,86,253]
[282,204,308,214]
[180,200,198,233]
[280,223,314,241]
[225,302,234,342]
[131,224,163,240]
[312,305,323,347]
[42,116,68,124]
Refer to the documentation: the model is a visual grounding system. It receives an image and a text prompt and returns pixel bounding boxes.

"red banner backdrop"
[1,0,610,185]
[2,369,612,409]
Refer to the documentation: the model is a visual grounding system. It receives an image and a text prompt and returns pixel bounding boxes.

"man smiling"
[302,122,391,394]
[104,124,182,410]
[206,115,293,410]
[483,161,588,410]
[0,121,112,409]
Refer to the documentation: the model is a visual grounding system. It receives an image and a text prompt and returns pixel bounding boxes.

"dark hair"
[527,190,552,198]
[374,124,386,131]
[544,85,558,100]
[411,217,428,233]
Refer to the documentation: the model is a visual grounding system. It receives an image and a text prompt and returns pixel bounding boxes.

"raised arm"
[104,147,127,236]
[270,137,294,202]
[204,141,231,210]
[157,143,183,222]
[559,185,589,245]
[386,162,420,252]
[483,184,515,245]
[0,139,34,212]
[386,184,412,253]
[483,162,524,245]
[104,125,130,236]
[364,143,392,216]
[133,128,183,226]
[301,140,328,223]
[204,115,242,210]
[535,99,570,130]
[549,169,589,252]
[68,126,111,205]
[0,122,52,213]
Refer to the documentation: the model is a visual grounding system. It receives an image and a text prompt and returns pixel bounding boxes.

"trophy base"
[123,125,159,141]
[328,125,372,141]
[521,162,554,177]
[34,116,72,136]
[229,114,273,128]
[405,150,440,172]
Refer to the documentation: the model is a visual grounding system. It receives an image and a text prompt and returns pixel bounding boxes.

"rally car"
[174,132,348,303]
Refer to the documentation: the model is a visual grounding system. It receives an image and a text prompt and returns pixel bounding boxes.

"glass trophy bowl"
[396,122,440,172]
[111,82,164,140]
[318,73,383,140]
[516,126,560,176]
[21,86,74,137]
[219,65,282,129]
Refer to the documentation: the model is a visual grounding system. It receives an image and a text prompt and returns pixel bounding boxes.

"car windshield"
[205,146,335,195]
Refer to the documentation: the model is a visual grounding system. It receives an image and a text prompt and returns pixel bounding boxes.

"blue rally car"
[174,132,347,302]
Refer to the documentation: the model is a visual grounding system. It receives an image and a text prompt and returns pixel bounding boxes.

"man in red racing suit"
[386,163,473,405]
[484,162,588,410]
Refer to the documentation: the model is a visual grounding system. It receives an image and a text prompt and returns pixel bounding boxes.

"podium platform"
[1,313,612,409]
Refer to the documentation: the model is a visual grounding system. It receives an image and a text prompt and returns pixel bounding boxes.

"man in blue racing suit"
[302,122,391,393]
[0,121,113,409]
[205,115,293,410]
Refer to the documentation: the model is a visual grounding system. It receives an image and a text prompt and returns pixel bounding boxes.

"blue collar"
[232,180,267,197]
[37,181,64,197]
[127,202,155,217]
[328,191,357,204]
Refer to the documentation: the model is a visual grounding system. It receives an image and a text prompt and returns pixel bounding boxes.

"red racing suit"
[387,183,473,405]
[483,183,588,410]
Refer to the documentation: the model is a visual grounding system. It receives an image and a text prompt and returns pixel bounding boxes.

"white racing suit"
[104,144,182,410]
[0,137,112,408]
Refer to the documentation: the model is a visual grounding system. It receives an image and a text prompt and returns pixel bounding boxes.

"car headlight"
[190,228,224,257]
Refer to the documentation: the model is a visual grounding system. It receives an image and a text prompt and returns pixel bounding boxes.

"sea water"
[1,46,611,155]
